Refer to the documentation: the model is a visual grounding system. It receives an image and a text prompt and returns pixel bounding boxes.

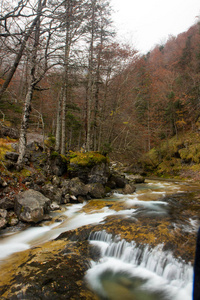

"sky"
[110,0,200,53]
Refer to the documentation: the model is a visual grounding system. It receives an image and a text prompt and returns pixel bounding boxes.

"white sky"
[110,0,200,53]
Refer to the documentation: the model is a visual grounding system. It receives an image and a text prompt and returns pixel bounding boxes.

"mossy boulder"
[69,152,109,184]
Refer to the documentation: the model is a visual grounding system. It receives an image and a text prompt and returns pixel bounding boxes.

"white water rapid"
[86,230,193,300]
[0,180,199,299]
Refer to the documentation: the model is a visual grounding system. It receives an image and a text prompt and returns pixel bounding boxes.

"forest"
[0,0,200,168]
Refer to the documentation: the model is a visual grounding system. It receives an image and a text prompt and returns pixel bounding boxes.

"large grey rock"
[123,183,136,195]
[41,183,62,204]
[14,189,51,223]
[88,163,109,185]
[128,174,145,184]
[108,173,127,188]
[69,177,89,197]
[86,183,105,199]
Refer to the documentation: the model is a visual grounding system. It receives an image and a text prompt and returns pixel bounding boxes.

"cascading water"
[86,230,193,300]
[0,180,199,299]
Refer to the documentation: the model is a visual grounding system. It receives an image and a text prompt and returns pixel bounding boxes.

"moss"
[69,151,108,168]
[50,151,59,158]
[141,131,200,179]
[44,135,56,148]
[19,168,32,177]
[0,138,14,161]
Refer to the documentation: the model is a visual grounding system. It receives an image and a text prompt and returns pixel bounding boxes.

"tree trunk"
[0,0,46,101]
[55,90,62,152]
[17,86,33,164]
[17,0,42,165]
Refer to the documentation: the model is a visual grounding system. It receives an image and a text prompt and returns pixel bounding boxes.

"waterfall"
[86,230,193,300]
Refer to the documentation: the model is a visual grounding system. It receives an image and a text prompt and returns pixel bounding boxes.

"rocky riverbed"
[0,180,200,299]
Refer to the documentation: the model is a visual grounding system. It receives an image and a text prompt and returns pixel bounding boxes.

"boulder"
[128,174,145,184]
[50,154,67,176]
[86,183,105,199]
[5,151,19,162]
[123,183,136,194]
[88,163,109,185]
[70,177,89,197]
[109,173,127,188]
[0,197,14,210]
[14,189,51,223]
[0,126,19,139]
[41,183,62,204]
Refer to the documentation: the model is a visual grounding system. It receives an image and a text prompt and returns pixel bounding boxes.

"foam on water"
[0,203,117,260]
[86,230,193,300]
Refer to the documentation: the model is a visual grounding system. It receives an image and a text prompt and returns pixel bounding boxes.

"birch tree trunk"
[17,0,42,165]
[55,90,62,152]
[17,86,33,164]
[0,0,46,101]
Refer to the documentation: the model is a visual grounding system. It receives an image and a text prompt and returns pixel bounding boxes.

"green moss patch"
[69,151,108,168]
[141,131,200,179]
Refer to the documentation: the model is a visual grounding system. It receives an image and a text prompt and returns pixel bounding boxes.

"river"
[0,179,200,299]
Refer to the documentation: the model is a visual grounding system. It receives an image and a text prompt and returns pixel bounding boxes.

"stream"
[0,179,200,299]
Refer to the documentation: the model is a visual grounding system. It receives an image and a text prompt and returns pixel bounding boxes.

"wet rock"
[109,173,127,188]
[14,189,51,223]
[70,195,78,202]
[123,183,136,194]
[128,174,145,183]
[0,239,97,300]
[63,193,70,204]
[86,183,105,199]
[0,197,14,210]
[50,202,60,211]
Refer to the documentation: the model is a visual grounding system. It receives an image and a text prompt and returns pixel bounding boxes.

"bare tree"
[17,0,53,164]
[0,0,47,101]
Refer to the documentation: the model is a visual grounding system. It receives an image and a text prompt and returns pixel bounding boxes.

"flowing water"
[0,180,200,299]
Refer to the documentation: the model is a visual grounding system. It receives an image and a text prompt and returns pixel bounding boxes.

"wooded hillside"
[0,0,200,165]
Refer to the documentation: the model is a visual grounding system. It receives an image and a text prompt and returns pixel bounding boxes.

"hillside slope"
[140,131,200,181]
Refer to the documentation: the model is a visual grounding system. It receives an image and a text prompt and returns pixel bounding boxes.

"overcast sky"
[110,0,200,53]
